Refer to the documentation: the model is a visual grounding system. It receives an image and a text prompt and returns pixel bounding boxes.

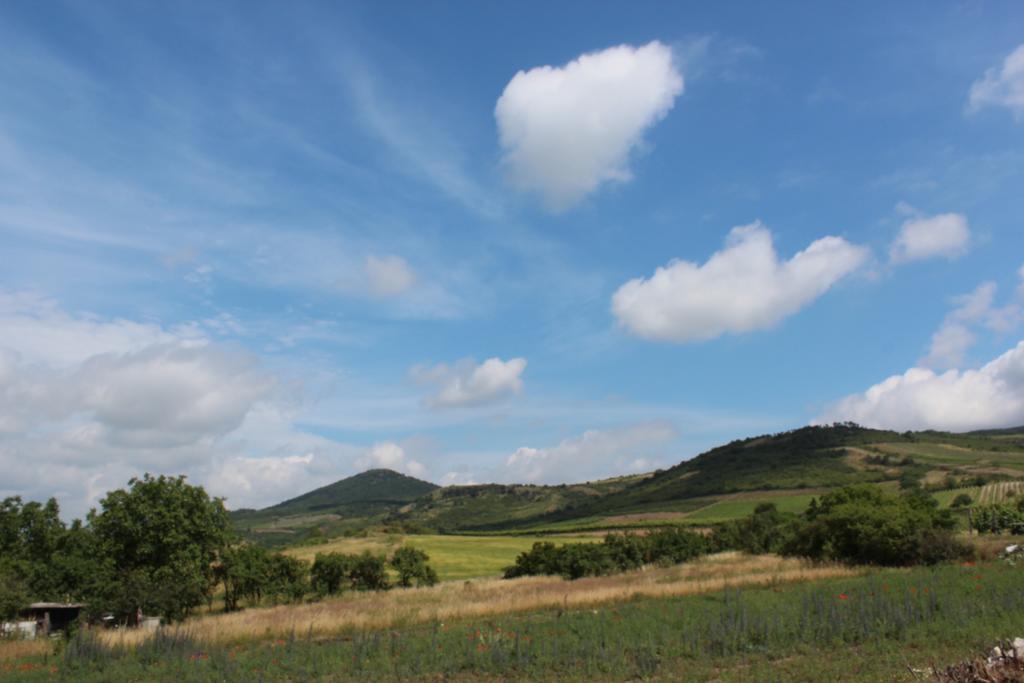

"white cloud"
[502,422,677,484]
[356,441,426,477]
[0,292,283,514]
[611,222,869,342]
[889,212,970,263]
[820,340,1024,432]
[922,323,976,370]
[412,357,526,408]
[923,278,1024,369]
[364,254,416,297]
[495,41,683,210]
[0,290,202,367]
[968,44,1024,120]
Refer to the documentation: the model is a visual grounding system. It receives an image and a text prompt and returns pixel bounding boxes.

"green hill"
[392,475,648,532]
[234,424,1024,542]
[231,469,438,544]
[452,423,1024,532]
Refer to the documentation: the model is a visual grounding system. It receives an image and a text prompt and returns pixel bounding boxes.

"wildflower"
[838,593,849,600]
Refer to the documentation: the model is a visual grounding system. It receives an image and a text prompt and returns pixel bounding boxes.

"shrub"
[557,543,616,579]
[603,533,647,571]
[644,527,708,565]
[710,503,795,554]
[951,493,973,508]
[265,554,309,604]
[504,542,563,579]
[504,528,709,580]
[783,484,967,566]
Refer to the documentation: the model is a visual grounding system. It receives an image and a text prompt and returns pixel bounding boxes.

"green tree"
[217,544,272,611]
[88,474,231,622]
[389,546,438,588]
[0,562,29,622]
[349,552,390,591]
[264,554,309,604]
[311,552,353,597]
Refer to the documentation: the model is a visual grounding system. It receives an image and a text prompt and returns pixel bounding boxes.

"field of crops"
[284,533,592,581]
[977,480,1024,504]
[681,493,817,523]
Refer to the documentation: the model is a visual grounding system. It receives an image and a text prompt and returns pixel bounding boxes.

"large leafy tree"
[0,496,98,606]
[88,474,231,621]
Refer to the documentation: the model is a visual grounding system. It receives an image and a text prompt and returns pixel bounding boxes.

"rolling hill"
[234,423,1024,542]
[231,469,438,543]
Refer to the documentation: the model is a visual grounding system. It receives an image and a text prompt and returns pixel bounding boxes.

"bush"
[710,503,794,554]
[504,542,563,579]
[783,485,967,566]
[265,554,309,604]
[603,533,647,571]
[951,493,973,508]
[503,528,709,580]
[557,543,616,579]
[644,527,708,565]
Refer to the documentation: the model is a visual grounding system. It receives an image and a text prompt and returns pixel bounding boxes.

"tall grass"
[96,552,854,647]
[10,560,1023,681]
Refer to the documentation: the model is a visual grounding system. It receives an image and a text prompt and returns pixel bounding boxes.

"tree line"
[504,484,975,580]
[0,474,437,625]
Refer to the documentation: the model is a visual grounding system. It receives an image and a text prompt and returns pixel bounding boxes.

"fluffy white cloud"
[612,222,869,342]
[502,422,677,484]
[889,212,970,263]
[356,441,426,477]
[968,44,1024,119]
[923,277,1024,369]
[495,41,683,210]
[0,292,282,514]
[364,254,416,297]
[821,341,1024,432]
[412,357,526,408]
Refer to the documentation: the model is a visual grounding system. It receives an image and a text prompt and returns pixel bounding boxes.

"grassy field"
[875,441,1024,472]
[5,556,1024,681]
[933,486,982,507]
[284,533,594,581]
[682,493,818,523]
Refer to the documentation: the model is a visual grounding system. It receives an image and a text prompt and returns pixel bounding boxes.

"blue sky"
[1,1,1023,516]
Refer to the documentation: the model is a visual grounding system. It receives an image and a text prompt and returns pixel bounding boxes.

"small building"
[19,603,85,637]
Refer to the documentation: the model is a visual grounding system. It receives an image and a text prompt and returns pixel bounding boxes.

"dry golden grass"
[0,639,51,662]
[100,552,858,648]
